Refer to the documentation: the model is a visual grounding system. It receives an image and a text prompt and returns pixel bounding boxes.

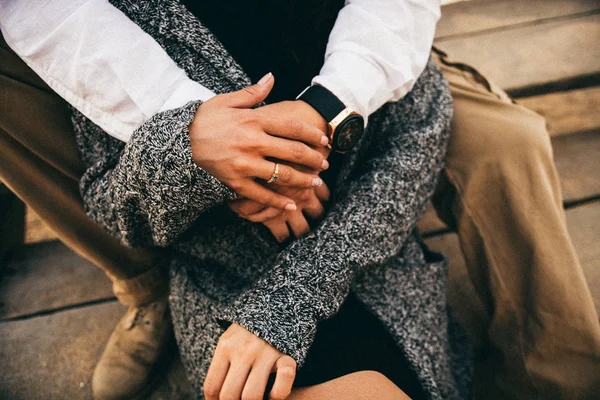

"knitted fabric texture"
[70,1,472,398]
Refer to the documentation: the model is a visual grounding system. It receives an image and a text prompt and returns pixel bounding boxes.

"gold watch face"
[334,115,364,152]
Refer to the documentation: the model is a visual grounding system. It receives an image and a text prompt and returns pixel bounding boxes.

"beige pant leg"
[0,34,166,306]
[433,49,600,399]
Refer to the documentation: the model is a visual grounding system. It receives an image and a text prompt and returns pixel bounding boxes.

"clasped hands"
[189,74,331,398]
[190,72,331,243]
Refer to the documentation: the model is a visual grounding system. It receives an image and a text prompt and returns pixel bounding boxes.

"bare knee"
[351,370,407,395]
[334,370,411,399]
[350,370,395,385]
[289,370,411,400]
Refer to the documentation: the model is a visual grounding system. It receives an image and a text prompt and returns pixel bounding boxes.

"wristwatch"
[297,85,364,153]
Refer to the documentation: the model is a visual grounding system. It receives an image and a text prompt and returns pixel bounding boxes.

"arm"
[74,100,236,248]
[0,0,215,142]
[75,79,329,248]
[221,61,452,364]
[0,0,440,140]
[312,0,441,121]
[231,0,441,237]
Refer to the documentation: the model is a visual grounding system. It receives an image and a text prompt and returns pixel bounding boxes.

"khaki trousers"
[0,34,598,398]
[0,36,167,306]
[432,48,600,399]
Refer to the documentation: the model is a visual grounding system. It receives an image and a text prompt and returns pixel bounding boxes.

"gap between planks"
[436,8,600,42]
[436,0,600,40]
[0,297,117,324]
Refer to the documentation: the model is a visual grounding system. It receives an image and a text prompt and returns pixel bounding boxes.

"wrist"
[297,85,364,154]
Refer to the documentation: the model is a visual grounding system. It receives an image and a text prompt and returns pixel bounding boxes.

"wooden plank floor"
[0,241,114,320]
[1,1,599,398]
[435,1,600,95]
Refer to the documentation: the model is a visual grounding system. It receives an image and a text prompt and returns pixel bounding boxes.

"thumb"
[222,72,274,108]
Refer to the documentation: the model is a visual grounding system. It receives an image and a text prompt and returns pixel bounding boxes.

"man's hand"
[204,323,297,400]
[264,184,331,242]
[189,73,330,211]
[260,99,329,135]
[230,183,330,242]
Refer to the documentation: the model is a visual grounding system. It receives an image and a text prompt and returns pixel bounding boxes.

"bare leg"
[288,371,411,400]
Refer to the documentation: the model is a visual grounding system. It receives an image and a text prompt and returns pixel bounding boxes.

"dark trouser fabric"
[262,292,426,400]
[1,31,598,398]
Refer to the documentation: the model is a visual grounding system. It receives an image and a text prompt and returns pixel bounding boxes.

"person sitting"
[0,0,598,399]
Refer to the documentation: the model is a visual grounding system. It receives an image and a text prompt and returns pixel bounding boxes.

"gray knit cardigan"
[71,1,472,398]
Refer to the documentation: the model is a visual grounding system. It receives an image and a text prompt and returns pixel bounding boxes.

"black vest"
[181,0,345,103]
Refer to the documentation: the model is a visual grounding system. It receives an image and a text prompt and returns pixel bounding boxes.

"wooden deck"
[1,1,599,398]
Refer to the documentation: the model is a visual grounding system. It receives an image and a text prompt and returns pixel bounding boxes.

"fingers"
[257,161,323,189]
[262,136,329,171]
[218,72,275,108]
[229,198,284,223]
[207,324,293,400]
[204,347,230,400]
[263,219,291,243]
[234,181,297,210]
[287,212,310,239]
[302,200,325,222]
[229,198,267,216]
[304,184,328,221]
[314,182,331,203]
[241,206,284,223]
[220,361,252,400]
[259,114,329,147]
[269,356,297,400]
[241,354,279,400]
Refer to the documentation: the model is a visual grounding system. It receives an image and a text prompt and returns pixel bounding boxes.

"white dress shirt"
[0,0,440,142]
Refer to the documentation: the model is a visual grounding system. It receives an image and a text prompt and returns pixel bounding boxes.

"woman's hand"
[204,323,297,400]
[260,99,329,135]
[189,73,330,210]
[228,99,332,241]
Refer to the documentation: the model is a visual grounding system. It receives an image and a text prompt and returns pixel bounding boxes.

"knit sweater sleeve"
[219,64,452,365]
[73,100,237,248]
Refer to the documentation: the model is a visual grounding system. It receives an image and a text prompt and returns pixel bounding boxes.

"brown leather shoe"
[92,297,173,400]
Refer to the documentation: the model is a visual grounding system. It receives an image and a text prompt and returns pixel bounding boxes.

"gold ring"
[267,163,279,183]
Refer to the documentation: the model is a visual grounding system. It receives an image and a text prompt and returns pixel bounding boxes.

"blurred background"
[1,0,599,398]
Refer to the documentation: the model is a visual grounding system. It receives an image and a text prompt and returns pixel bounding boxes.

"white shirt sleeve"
[0,0,215,142]
[0,0,439,142]
[312,0,441,122]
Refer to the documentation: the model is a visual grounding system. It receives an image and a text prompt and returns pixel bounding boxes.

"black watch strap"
[297,85,346,122]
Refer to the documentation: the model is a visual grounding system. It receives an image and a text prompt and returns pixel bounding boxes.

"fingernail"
[312,178,323,187]
[320,135,329,146]
[321,159,329,170]
[285,203,297,211]
[258,72,272,85]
